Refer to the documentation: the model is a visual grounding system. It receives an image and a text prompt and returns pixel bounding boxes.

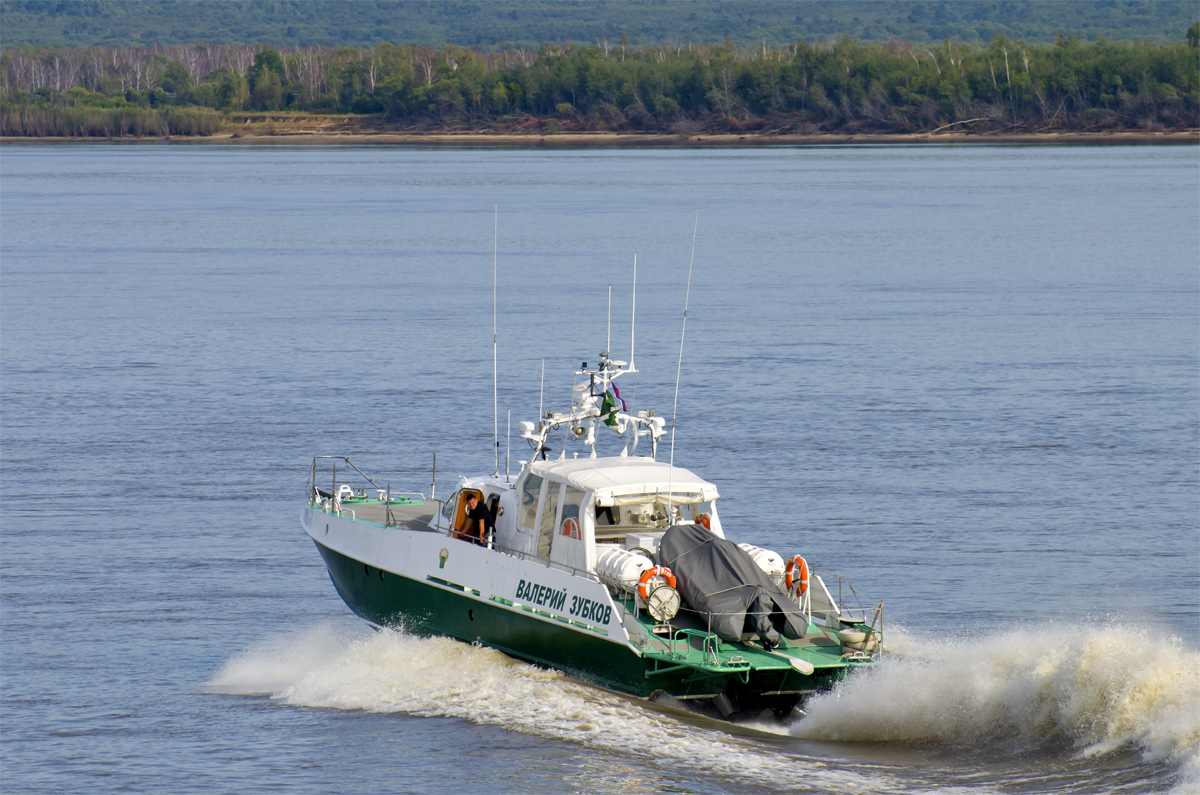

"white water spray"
[794,623,1200,772]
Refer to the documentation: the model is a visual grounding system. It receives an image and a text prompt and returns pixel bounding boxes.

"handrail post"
[878,601,884,660]
[700,612,710,667]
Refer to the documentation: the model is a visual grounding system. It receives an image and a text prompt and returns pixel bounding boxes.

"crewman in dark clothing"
[463,493,490,546]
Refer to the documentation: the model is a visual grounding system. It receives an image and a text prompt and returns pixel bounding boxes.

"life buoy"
[637,566,677,604]
[785,555,809,598]
[560,517,581,539]
[696,513,711,530]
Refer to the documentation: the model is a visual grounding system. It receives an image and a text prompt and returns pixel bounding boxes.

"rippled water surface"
[2,143,1197,794]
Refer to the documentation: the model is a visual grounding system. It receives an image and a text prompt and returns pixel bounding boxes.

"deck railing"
[489,541,604,584]
[308,455,426,526]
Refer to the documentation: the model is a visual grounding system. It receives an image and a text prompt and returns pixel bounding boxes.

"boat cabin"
[437,457,723,575]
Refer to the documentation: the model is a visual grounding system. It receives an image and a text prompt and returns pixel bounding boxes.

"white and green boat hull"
[303,500,874,715]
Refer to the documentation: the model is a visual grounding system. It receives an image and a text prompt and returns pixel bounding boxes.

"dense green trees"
[249,49,284,110]
[2,33,1196,137]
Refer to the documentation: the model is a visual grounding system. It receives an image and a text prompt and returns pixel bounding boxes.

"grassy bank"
[0,105,221,137]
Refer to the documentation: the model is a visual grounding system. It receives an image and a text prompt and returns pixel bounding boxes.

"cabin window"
[627,502,666,528]
[520,475,542,530]
[537,483,561,558]
[595,505,619,526]
[441,490,460,522]
[560,487,585,540]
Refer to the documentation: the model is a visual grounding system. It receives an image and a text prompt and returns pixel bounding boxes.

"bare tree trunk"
[415,47,437,85]
[181,46,203,83]
[1003,47,1015,124]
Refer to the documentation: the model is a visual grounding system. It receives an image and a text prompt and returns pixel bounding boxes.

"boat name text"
[515,579,568,611]
[515,579,612,625]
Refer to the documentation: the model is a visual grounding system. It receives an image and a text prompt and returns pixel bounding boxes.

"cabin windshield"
[592,493,717,545]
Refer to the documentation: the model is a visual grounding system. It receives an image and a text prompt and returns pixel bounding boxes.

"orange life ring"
[696,513,711,530]
[637,566,677,604]
[785,555,809,598]
[560,517,581,539]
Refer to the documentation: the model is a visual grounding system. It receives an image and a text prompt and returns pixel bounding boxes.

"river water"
[2,142,1197,794]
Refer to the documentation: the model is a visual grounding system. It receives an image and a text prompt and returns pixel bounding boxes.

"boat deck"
[619,594,851,683]
[322,498,438,532]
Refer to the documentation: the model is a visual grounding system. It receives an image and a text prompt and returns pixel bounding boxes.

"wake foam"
[207,623,896,793]
[794,624,1200,772]
[208,622,1198,793]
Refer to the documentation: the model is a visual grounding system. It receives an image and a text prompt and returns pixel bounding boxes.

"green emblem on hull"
[439,547,449,568]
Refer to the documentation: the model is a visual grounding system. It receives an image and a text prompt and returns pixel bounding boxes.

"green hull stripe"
[426,575,480,596]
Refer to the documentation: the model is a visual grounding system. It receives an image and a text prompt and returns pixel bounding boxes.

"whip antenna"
[628,256,640,454]
[669,212,699,469]
[629,255,637,372]
[492,204,500,478]
[538,358,545,425]
[607,284,612,356]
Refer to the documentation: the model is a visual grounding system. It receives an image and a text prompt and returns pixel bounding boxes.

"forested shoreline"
[3,31,1198,139]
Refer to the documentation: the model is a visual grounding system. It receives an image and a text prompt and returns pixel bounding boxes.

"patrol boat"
[302,354,882,720]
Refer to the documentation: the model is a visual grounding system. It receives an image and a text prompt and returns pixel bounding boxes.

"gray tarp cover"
[658,523,807,644]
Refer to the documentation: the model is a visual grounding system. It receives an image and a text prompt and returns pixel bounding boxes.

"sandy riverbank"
[4,130,1197,146]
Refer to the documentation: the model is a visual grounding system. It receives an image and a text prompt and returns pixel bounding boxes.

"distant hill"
[1,0,1196,49]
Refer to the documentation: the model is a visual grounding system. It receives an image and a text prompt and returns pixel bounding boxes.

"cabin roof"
[530,456,719,505]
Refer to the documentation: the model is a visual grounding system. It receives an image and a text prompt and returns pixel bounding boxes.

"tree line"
[2,31,1197,138]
